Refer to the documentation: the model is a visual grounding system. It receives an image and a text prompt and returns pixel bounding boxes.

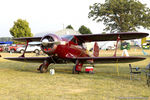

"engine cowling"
[40,34,60,55]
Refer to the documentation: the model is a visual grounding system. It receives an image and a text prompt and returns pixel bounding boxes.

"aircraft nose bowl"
[41,38,49,46]
[40,35,58,55]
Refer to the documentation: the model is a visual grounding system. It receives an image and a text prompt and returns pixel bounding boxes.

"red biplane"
[5,32,148,74]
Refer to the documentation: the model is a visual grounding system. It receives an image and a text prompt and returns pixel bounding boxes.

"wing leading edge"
[13,32,148,43]
[4,57,51,63]
[4,57,72,64]
[75,32,148,42]
[68,56,146,64]
[5,56,145,64]
[13,37,42,42]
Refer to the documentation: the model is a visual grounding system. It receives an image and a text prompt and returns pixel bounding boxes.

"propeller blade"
[41,41,60,46]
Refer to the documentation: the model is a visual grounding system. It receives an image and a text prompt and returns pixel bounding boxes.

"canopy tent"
[0,41,13,45]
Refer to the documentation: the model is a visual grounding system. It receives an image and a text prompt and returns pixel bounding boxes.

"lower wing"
[4,57,52,63]
[68,56,146,64]
[4,56,145,64]
[4,57,72,64]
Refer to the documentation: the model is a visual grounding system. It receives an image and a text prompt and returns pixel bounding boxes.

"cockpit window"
[61,35,83,46]
[71,37,83,46]
[71,38,78,44]
[61,35,73,41]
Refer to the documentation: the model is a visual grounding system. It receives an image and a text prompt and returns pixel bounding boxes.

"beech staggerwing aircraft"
[5,32,148,74]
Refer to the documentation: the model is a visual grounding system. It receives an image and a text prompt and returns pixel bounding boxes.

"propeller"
[40,34,64,54]
[41,41,60,46]
[40,38,66,46]
[28,39,65,46]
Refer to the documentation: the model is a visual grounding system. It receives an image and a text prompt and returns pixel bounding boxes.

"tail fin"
[93,42,99,57]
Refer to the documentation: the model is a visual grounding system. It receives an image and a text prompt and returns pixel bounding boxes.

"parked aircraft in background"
[5,32,148,74]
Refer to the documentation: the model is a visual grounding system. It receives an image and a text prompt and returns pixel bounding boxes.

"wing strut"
[19,40,29,57]
[113,35,120,57]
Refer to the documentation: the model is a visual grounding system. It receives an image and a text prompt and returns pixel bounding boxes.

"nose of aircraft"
[41,38,49,46]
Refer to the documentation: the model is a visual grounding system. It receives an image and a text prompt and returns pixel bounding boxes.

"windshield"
[61,35,73,41]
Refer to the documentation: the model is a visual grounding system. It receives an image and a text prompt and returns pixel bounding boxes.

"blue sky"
[0,0,149,37]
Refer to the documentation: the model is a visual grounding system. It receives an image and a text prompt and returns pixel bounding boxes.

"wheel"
[37,64,42,71]
[20,50,24,54]
[72,66,79,74]
[10,49,15,53]
[40,64,48,73]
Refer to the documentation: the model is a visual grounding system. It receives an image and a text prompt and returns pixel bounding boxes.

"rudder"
[93,42,99,57]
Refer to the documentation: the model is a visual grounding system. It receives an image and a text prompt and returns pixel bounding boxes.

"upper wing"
[68,56,146,64]
[13,37,42,42]
[75,32,148,42]
[12,32,148,43]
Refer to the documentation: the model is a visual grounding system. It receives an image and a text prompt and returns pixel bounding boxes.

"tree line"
[10,19,92,38]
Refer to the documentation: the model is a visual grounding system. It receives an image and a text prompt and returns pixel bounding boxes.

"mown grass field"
[0,49,150,100]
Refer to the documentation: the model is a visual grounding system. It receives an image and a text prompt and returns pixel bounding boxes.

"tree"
[78,25,92,34]
[88,0,150,32]
[66,25,74,30]
[10,19,33,38]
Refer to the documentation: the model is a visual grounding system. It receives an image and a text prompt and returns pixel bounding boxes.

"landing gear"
[39,64,48,73]
[72,65,79,74]
[37,60,50,73]
[72,60,83,74]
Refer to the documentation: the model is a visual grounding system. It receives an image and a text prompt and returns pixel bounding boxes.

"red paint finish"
[85,67,93,72]
[113,36,120,57]
[55,43,89,58]
[53,36,90,59]
[93,42,99,57]
[0,47,3,52]
[76,63,83,72]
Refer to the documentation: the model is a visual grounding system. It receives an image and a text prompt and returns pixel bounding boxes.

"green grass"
[0,50,150,100]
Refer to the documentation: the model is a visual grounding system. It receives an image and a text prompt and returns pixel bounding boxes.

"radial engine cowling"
[40,34,60,55]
